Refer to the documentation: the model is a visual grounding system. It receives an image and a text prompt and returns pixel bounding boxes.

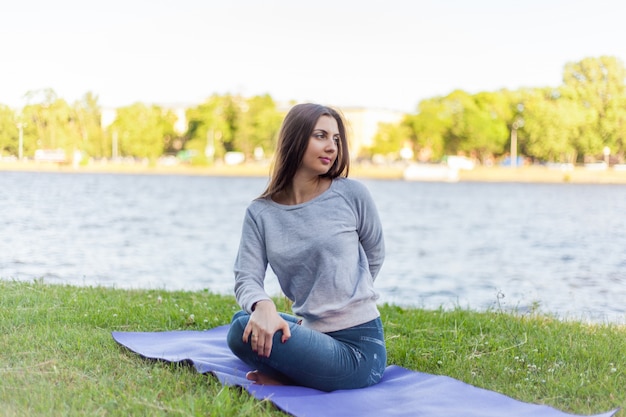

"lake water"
[1,170,625,324]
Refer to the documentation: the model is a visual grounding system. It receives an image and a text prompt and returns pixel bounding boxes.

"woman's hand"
[242,300,291,357]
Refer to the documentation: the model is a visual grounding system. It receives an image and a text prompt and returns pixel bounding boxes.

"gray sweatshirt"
[233,177,385,333]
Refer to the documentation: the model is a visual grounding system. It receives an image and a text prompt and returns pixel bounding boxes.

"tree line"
[0,56,624,166]
[371,56,625,165]
[0,90,284,166]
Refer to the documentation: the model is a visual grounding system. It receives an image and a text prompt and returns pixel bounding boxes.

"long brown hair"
[261,103,350,198]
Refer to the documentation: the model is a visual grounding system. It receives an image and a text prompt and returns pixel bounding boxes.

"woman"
[226,103,386,392]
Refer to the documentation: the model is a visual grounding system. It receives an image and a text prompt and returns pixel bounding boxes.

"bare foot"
[246,370,285,386]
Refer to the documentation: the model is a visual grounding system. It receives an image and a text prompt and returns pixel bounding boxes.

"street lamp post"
[17,122,24,161]
[510,120,519,168]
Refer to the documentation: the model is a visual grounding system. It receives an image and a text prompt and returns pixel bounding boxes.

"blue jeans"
[227,311,387,392]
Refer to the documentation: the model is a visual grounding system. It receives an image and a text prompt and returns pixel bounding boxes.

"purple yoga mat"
[111,325,618,417]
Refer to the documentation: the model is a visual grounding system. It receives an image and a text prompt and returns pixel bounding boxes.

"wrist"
[251,299,273,312]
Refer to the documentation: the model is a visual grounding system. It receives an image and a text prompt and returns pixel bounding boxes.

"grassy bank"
[1,280,623,416]
[3,160,626,184]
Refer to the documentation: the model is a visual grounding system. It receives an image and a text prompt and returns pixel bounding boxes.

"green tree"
[109,103,176,160]
[561,56,626,161]
[72,92,105,159]
[403,90,511,163]
[449,91,510,162]
[0,105,18,156]
[521,88,585,163]
[218,95,241,153]
[404,97,451,161]
[235,94,282,160]
[607,94,626,162]
[369,120,412,159]
[185,94,235,165]
[21,89,81,159]
[185,94,282,164]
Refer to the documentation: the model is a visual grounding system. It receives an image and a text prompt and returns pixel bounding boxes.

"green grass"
[1,279,623,416]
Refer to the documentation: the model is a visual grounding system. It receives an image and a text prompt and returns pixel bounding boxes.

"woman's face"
[299,115,339,177]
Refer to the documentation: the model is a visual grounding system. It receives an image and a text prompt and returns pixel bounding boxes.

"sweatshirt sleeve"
[233,206,272,313]
[353,181,385,280]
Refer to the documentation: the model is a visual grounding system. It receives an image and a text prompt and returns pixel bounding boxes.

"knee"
[230,310,249,323]
[226,314,248,355]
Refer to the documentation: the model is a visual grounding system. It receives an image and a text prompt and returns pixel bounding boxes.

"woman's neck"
[274,176,331,205]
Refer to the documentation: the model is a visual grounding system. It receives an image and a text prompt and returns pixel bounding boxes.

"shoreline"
[3,161,626,184]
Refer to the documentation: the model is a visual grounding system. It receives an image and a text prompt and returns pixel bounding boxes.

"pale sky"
[1,0,625,113]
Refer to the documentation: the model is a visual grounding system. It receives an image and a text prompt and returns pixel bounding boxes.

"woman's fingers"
[280,320,291,343]
[242,323,253,343]
[257,332,272,357]
[243,313,292,357]
[245,327,271,357]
